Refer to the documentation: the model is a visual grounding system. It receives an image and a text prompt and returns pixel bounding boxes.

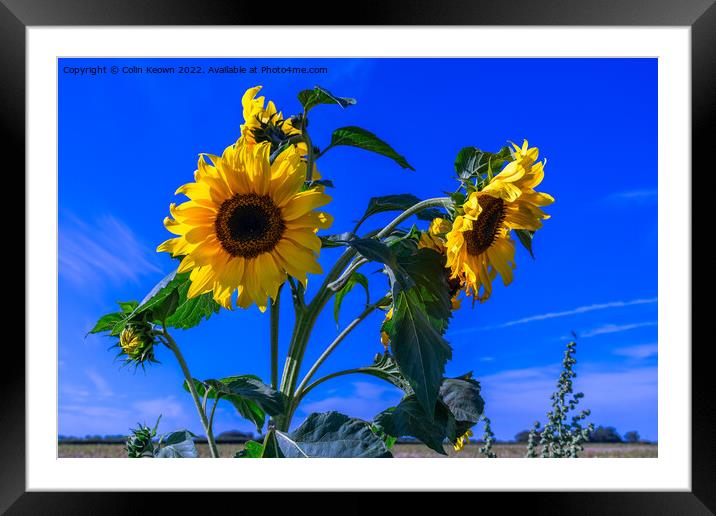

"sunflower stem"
[275,197,453,431]
[293,295,389,404]
[162,328,220,458]
[270,285,283,390]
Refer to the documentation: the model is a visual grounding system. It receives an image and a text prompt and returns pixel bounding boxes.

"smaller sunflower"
[418,217,464,310]
[241,86,302,153]
[445,140,554,302]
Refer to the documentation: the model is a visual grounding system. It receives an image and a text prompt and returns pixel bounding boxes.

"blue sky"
[58,58,657,442]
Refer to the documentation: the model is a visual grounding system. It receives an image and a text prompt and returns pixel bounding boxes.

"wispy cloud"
[576,321,658,339]
[299,382,402,424]
[613,343,658,359]
[478,365,657,440]
[449,297,657,336]
[59,213,161,287]
[85,369,114,397]
[132,396,185,420]
[605,189,657,203]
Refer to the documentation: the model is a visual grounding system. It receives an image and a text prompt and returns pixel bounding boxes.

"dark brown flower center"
[464,194,505,256]
[215,193,285,258]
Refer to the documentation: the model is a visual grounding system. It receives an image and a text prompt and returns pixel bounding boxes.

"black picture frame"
[4,0,711,513]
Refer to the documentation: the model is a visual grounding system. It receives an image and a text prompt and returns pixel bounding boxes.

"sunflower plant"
[90,85,553,458]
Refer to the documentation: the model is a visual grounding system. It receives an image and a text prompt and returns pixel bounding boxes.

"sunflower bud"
[126,419,158,458]
[117,323,157,368]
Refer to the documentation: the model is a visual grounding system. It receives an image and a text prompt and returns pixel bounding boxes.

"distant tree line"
[514,426,650,444]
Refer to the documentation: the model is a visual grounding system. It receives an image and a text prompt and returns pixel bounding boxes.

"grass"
[58,442,657,458]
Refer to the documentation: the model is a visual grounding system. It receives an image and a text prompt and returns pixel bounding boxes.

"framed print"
[5,0,712,512]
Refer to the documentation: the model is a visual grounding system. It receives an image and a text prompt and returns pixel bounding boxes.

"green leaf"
[356,352,413,394]
[514,229,536,259]
[261,430,286,458]
[275,412,392,458]
[333,272,370,327]
[319,232,355,249]
[298,86,356,112]
[343,238,414,294]
[327,126,414,170]
[118,301,139,314]
[374,396,456,455]
[396,247,452,333]
[387,289,452,420]
[155,429,198,458]
[454,146,511,182]
[234,440,265,458]
[88,312,126,335]
[183,376,286,433]
[359,194,421,224]
[439,374,485,437]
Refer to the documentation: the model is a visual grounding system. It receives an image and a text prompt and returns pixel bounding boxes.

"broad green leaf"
[183,376,286,433]
[261,429,286,458]
[204,377,287,416]
[374,396,456,455]
[333,272,370,327]
[439,374,485,437]
[327,126,414,170]
[275,412,392,458]
[298,86,356,112]
[396,247,453,333]
[356,352,413,394]
[358,194,421,226]
[154,429,199,458]
[454,146,511,182]
[118,301,139,314]
[88,312,126,335]
[94,269,222,337]
[514,229,536,259]
[343,238,414,293]
[235,440,265,458]
[387,289,452,420]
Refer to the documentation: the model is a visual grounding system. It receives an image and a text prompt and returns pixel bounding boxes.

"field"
[58,442,657,458]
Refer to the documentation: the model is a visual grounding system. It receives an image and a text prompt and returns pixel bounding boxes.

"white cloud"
[449,297,657,336]
[85,369,113,397]
[613,343,658,359]
[299,381,402,424]
[59,213,161,287]
[132,396,185,420]
[478,365,657,441]
[577,321,658,339]
[605,189,657,203]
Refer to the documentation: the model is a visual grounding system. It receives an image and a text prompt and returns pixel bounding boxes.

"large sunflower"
[445,140,554,302]
[157,140,332,311]
[241,86,302,151]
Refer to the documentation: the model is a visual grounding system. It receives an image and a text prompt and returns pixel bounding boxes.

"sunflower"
[445,140,554,302]
[241,86,302,152]
[157,140,333,311]
[418,217,464,310]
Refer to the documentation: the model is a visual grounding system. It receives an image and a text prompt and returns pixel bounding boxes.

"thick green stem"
[291,296,388,419]
[276,197,451,431]
[163,329,220,458]
[270,285,283,390]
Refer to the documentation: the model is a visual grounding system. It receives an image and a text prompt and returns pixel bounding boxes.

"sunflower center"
[464,194,505,256]
[215,193,285,258]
